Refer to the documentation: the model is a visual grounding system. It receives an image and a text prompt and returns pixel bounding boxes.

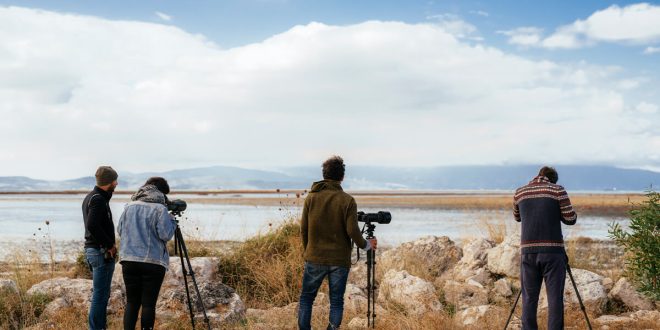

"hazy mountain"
[0,165,658,191]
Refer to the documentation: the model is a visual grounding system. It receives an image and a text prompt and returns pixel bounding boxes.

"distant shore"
[0,190,645,216]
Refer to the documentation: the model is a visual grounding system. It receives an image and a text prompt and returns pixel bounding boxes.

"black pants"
[521,253,566,330]
[121,261,166,330]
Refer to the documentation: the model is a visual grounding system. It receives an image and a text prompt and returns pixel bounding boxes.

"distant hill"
[0,165,657,191]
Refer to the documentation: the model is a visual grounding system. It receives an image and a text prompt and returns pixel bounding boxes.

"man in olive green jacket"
[298,156,377,330]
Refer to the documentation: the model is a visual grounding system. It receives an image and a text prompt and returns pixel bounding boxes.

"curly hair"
[322,156,345,181]
[538,166,558,184]
[145,176,170,194]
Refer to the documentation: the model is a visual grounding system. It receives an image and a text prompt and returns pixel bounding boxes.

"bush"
[216,219,304,308]
[608,190,660,300]
[0,289,51,329]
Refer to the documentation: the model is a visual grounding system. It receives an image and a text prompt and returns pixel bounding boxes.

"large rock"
[378,269,442,315]
[442,280,489,310]
[455,238,494,277]
[380,236,462,279]
[608,277,654,311]
[486,232,520,278]
[459,305,503,326]
[26,276,124,315]
[492,278,513,299]
[539,268,607,313]
[163,257,220,288]
[0,279,18,293]
[158,281,245,325]
[596,310,660,327]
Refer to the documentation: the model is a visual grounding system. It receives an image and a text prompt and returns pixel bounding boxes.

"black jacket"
[82,186,116,249]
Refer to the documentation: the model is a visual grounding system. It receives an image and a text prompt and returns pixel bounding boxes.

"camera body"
[358,211,391,224]
[167,199,187,216]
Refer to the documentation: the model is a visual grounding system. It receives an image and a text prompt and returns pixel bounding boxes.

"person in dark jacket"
[82,165,119,330]
[117,177,176,330]
[298,156,377,330]
[513,166,577,330]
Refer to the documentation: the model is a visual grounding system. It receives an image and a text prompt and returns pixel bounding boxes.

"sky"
[0,0,659,180]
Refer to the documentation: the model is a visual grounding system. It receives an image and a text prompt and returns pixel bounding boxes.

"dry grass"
[216,218,305,309]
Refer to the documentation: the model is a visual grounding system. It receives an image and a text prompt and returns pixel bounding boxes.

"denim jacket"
[117,200,175,270]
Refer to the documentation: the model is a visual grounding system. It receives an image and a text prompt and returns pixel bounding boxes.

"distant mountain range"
[0,165,658,192]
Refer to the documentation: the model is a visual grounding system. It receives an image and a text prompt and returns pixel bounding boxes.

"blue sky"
[0,1,659,179]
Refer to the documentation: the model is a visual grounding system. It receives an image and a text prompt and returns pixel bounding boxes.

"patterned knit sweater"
[513,175,577,254]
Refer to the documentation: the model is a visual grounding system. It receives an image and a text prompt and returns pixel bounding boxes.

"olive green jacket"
[301,180,368,268]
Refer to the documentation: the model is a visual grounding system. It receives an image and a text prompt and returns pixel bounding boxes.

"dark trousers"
[521,253,566,330]
[298,262,350,330]
[121,261,166,330]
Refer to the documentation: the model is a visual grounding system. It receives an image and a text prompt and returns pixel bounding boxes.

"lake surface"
[0,194,629,261]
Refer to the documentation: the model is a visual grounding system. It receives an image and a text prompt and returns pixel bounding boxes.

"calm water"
[0,194,629,261]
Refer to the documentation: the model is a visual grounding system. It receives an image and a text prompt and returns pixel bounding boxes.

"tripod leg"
[177,227,212,330]
[566,264,592,330]
[366,251,372,328]
[503,289,521,330]
[371,250,377,328]
[176,228,197,329]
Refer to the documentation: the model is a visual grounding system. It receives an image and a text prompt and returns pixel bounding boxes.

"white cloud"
[540,3,660,49]
[469,10,489,17]
[643,46,660,54]
[426,14,480,40]
[636,102,658,114]
[498,27,543,46]
[0,7,658,179]
[155,11,172,21]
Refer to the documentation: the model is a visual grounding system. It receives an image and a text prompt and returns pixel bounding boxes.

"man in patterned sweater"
[513,166,577,330]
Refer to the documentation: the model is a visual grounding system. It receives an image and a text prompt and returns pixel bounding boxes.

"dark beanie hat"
[95,166,118,186]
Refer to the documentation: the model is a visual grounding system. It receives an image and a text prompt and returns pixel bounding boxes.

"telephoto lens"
[357,211,391,224]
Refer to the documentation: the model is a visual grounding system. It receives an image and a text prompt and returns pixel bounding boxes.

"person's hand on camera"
[369,238,378,250]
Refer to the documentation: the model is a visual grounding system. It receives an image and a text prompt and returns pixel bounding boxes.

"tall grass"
[217,218,304,308]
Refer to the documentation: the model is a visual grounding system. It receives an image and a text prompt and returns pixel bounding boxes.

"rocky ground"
[1,233,658,329]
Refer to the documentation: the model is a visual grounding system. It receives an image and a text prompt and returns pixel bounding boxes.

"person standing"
[513,166,577,330]
[298,156,378,330]
[83,166,119,330]
[117,177,176,330]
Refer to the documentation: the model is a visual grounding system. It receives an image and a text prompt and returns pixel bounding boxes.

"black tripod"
[171,211,211,330]
[364,222,377,328]
[504,261,592,330]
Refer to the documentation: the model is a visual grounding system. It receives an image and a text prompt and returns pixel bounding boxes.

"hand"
[369,238,378,250]
[108,246,117,258]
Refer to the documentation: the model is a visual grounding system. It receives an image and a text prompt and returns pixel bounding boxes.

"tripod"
[364,222,377,329]
[503,261,592,330]
[172,212,211,330]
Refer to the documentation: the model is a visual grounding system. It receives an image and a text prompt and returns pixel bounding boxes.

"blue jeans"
[521,253,566,330]
[298,262,350,330]
[85,247,115,330]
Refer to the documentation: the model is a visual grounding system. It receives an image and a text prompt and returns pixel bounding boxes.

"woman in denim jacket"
[118,177,175,330]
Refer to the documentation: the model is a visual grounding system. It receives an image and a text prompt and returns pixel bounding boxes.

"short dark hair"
[145,177,170,194]
[322,156,345,181]
[539,166,558,184]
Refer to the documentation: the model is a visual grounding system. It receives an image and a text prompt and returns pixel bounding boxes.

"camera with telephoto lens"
[357,211,391,224]
[167,199,187,216]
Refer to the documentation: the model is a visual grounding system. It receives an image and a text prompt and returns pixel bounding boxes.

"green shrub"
[609,190,660,300]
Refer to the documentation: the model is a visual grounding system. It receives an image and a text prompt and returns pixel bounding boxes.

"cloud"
[0,7,658,179]
[504,3,660,49]
[643,46,660,54]
[469,10,489,17]
[498,27,543,46]
[426,14,480,40]
[155,11,172,21]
